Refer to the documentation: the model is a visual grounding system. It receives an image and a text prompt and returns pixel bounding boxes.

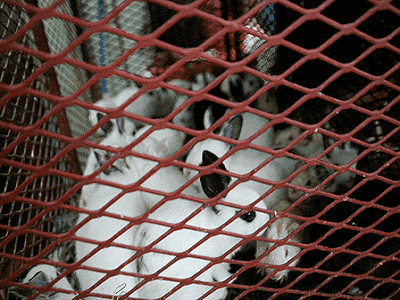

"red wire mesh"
[0,1,79,296]
[0,0,400,299]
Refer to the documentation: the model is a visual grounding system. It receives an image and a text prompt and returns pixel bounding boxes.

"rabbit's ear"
[97,113,113,134]
[200,150,231,199]
[116,117,125,134]
[94,151,111,175]
[203,106,216,130]
[94,151,122,175]
[222,114,242,140]
[94,150,107,166]
[27,270,50,287]
[9,269,50,299]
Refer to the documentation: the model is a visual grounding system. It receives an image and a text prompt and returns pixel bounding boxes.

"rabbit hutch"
[0,0,399,299]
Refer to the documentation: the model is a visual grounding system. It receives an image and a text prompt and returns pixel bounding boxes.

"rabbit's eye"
[240,211,256,223]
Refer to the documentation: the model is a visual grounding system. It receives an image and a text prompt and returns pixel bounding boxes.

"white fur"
[256,217,302,282]
[184,110,285,206]
[126,125,188,208]
[76,125,186,300]
[76,128,145,300]
[133,186,268,300]
[83,118,134,179]
[239,112,274,149]
[88,86,144,135]
[242,117,298,180]
[20,264,75,300]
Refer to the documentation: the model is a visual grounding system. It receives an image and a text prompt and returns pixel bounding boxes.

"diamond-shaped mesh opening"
[288,59,340,89]
[357,48,400,77]
[321,0,373,24]
[1,0,400,299]
[322,72,372,101]
[269,2,301,34]
[357,9,400,39]
[286,20,338,50]
[148,1,212,48]
[322,34,372,64]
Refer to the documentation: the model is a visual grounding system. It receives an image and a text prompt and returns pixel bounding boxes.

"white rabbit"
[184,108,285,206]
[238,110,298,181]
[200,106,274,149]
[133,150,269,300]
[87,88,140,136]
[76,123,187,300]
[82,118,135,180]
[76,131,145,300]
[83,118,185,183]
[125,124,190,208]
[10,264,75,300]
[256,217,303,282]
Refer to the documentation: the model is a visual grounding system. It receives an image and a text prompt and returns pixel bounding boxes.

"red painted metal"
[0,0,399,299]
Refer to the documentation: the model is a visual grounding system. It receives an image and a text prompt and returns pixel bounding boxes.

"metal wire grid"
[0,0,399,299]
[35,0,94,168]
[75,0,155,96]
[0,1,76,295]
